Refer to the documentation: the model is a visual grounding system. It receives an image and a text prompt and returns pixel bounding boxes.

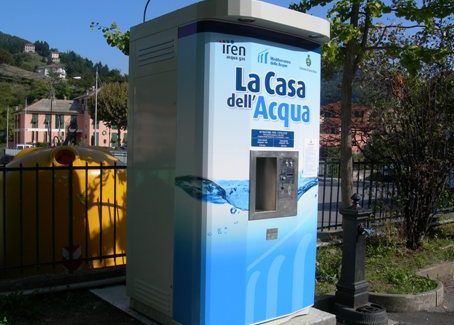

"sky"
[0,0,329,74]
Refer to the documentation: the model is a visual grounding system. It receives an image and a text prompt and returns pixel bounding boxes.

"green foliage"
[380,268,436,294]
[290,0,452,73]
[0,30,127,112]
[316,246,342,284]
[34,40,50,57]
[316,224,454,296]
[13,52,46,72]
[291,0,452,209]
[0,48,14,65]
[89,82,128,133]
[439,189,454,210]
[0,106,15,143]
[320,146,340,160]
[0,31,28,55]
[364,68,453,249]
[0,291,40,322]
[0,80,48,108]
[91,22,130,56]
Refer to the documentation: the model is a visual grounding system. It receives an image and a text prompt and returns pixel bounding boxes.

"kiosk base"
[131,298,175,325]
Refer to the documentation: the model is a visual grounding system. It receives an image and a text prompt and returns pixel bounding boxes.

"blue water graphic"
[175,176,318,213]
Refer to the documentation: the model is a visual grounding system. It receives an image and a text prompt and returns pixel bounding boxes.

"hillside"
[0,63,46,82]
[0,31,28,55]
[0,31,126,108]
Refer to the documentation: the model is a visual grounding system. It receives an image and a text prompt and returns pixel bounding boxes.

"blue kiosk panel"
[174,22,321,325]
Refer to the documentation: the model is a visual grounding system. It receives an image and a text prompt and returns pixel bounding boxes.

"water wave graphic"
[175,176,318,213]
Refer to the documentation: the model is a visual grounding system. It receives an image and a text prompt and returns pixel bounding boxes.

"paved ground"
[90,277,454,325]
[0,279,454,325]
[0,289,141,325]
[1,278,452,324]
[388,277,454,325]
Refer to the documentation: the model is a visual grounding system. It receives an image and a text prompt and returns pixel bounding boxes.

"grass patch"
[316,223,454,296]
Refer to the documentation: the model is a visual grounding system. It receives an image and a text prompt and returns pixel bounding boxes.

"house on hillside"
[36,64,67,79]
[51,51,60,63]
[320,102,370,153]
[24,43,35,53]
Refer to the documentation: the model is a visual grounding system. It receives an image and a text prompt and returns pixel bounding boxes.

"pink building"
[73,92,127,147]
[12,97,126,148]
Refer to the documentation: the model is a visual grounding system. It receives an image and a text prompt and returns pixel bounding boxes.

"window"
[44,114,51,127]
[31,114,38,128]
[111,133,118,147]
[70,115,77,129]
[55,115,64,129]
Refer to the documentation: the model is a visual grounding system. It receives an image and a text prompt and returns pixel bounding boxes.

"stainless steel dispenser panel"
[249,151,298,220]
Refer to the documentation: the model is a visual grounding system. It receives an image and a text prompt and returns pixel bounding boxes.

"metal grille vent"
[138,39,175,67]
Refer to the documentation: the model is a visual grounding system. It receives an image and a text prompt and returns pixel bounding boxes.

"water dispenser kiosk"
[126,1,329,324]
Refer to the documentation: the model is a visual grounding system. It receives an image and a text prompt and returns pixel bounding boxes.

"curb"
[368,261,453,312]
[369,281,444,312]
[315,262,454,313]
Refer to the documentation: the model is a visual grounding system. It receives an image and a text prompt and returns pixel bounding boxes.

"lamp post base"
[335,302,388,325]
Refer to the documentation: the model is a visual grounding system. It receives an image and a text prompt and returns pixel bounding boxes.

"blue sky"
[0,1,328,74]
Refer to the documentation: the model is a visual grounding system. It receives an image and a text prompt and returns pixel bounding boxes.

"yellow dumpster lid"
[7,146,122,168]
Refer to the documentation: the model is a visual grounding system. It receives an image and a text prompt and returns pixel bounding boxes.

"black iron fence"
[317,160,399,231]
[0,160,451,281]
[0,163,127,279]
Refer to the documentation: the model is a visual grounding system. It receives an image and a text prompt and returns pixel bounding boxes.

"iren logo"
[220,40,246,57]
[258,49,269,64]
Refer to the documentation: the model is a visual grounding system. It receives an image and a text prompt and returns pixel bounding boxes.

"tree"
[34,40,50,58]
[0,31,27,55]
[0,48,14,65]
[0,106,15,145]
[290,0,453,207]
[88,82,128,145]
[90,22,130,56]
[364,68,453,249]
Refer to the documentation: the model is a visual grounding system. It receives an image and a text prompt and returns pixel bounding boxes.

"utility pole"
[6,106,9,149]
[48,88,54,146]
[94,68,98,146]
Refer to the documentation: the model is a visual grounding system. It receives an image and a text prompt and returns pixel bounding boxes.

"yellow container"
[0,146,126,275]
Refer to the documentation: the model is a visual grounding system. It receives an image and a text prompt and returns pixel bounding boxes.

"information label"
[251,129,294,148]
[303,138,318,177]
